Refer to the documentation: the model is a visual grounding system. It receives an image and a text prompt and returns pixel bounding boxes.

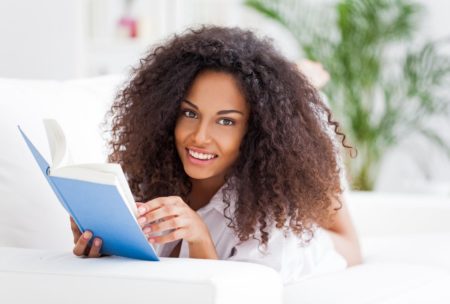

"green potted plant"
[246,0,450,190]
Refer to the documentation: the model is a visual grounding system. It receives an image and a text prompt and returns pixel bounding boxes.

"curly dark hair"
[108,26,351,246]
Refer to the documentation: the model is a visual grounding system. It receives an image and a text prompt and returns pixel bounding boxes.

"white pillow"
[0,75,125,250]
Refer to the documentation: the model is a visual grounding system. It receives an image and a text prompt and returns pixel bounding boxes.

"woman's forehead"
[185,70,249,114]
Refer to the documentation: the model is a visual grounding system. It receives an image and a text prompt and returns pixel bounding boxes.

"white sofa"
[1,76,450,304]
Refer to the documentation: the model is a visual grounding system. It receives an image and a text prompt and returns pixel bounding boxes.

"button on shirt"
[155,186,347,284]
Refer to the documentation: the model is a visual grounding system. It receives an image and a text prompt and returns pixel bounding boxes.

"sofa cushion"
[284,231,450,303]
[284,263,450,304]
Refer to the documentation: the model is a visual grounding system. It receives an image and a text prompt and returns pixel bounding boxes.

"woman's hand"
[70,217,103,258]
[136,196,218,259]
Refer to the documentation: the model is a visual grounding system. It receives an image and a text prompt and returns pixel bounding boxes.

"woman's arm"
[188,234,218,259]
[320,196,363,266]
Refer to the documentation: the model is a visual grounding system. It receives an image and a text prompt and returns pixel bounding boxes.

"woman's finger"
[148,228,184,244]
[138,196,183,216]
[144,216,184,235]
[73,230,92,256]
[138,204,179,227]
[87,237,103,258]
[138,198,165,215]
[70,217,82,243]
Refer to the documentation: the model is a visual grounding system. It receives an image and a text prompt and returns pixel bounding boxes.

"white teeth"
[188,149,216,160]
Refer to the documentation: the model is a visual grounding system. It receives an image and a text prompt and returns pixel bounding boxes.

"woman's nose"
[192,122,211,144]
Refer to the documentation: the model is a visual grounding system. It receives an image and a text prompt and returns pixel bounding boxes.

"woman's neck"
[188,176,225,211]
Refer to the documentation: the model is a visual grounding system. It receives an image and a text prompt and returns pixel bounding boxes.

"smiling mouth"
[186,148,218,161]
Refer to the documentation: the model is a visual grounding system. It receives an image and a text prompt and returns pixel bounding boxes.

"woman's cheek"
[175,119,192,141]
[217,130,243,156]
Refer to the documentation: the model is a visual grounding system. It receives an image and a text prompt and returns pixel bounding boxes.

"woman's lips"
[185,148,218,165]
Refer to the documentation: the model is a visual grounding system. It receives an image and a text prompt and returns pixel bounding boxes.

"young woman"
[71,26,362,283]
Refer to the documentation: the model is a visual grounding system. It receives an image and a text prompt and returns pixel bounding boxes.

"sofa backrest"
[346,191,450,237]
[0,75,125,250]
[1,75,449,252]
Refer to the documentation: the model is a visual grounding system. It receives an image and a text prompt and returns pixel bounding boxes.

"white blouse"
[155,186,347,284]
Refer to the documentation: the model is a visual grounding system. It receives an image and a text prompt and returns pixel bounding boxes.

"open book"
[19,119,159,261]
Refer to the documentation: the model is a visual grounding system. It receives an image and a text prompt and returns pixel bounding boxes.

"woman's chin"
[182,164,220,181]
[184,170,213,180]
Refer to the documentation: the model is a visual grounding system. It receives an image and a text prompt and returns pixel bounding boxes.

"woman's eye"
[218,118,234,126]
[182,110,197,119]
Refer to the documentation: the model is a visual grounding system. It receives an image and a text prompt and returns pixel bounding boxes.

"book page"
[44,119,138,217]
[43,119,72,169]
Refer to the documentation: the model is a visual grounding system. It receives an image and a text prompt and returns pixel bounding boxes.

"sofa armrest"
[0,247,283,304]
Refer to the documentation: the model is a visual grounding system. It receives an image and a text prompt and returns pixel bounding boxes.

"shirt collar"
[196,181,237,217]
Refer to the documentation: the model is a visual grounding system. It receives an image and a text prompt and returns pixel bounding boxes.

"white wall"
[0,0,448,79]
[0,0,300,79]
[421,0,450,40]
[0,0,86,80]
[0,0,448,193]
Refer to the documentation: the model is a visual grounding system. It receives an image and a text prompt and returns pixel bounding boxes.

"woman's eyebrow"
[182,99,199,109]
[182,99,244,115]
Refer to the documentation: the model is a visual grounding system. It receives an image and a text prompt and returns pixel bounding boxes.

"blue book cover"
[18,126,159,261]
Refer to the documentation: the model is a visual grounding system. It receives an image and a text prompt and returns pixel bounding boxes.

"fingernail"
[143,227,151,235]
[83,231,92,240]
[138,207,146,215]
[94,238,102,247]
[149,238,155,243]
[138,217,146,225]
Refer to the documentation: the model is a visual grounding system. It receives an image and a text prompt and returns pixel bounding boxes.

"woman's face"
[175,70,249,183]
